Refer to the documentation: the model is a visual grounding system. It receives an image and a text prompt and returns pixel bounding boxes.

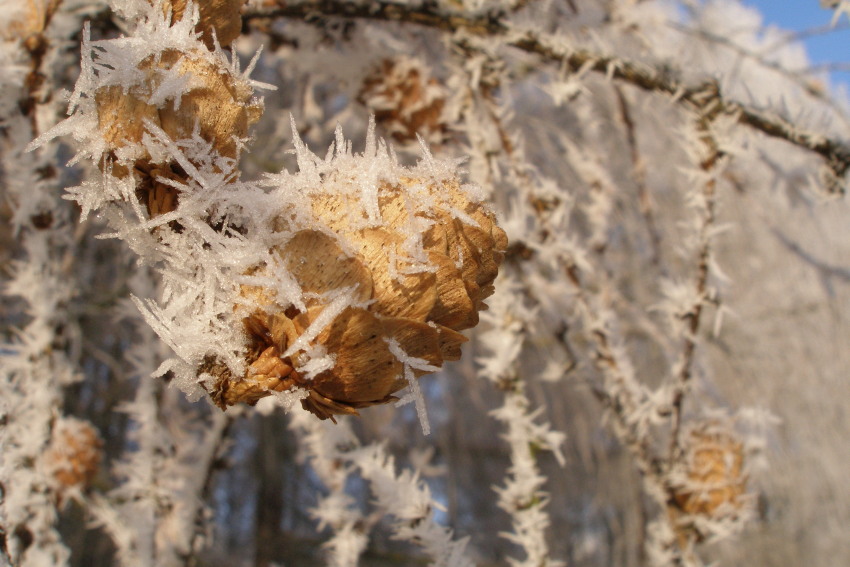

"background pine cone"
[673,427,746,517]
[667,424,748,544]
[359,57,448,145]
[42,418,103,502]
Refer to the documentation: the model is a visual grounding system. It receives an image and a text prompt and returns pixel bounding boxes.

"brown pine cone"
[96,49,261,164]
[672,427,746,518]
[208,175,507,420]
[667,423,748,544]
[359,57,448,145]
[95,47,262,216]
[42,418,103,502]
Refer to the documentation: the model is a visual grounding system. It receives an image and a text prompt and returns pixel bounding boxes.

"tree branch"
[246,0,850,191]
[244,0,505,35]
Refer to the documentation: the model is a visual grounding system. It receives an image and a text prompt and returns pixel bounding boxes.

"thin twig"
[614,86,664,269]
[667,113,720,465]
[244,1,505,35]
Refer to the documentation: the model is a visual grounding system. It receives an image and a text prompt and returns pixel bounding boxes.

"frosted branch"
[0,116,79,566]
[288,410,368,567]
[247,0,850,191]
[346,441,475,567]
[290,410,473,567]
[665,114,723,463]
[477,276,566,566]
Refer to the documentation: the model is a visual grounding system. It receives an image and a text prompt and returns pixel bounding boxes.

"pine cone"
[96,49,261,163]
[668,424,747,543]
[95,48,262,215]
[359,57,448,145]
[42,418,103,502]
[673,428,746,516]
[208,175,507,420]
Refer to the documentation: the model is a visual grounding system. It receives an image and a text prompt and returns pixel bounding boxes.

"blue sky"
[741,0,850,86]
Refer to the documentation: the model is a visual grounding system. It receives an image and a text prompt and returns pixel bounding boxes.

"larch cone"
[208,175,508,420]
[94,47,261,216]
[359,57,448,145]
[41,418,103,504]
[667,424,748,545]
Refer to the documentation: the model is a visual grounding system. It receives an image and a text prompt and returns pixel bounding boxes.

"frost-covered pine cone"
[359,57,448,145]
[95,46,261,215]
[667,423,749,543]
[32,1,261,219]
[41,418,103,503]
[208,160,508,420]
[96,49,260,165]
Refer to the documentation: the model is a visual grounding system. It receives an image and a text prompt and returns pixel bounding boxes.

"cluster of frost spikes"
[287,408,474,567]
[346,441,475,567]
[476,274,567,567]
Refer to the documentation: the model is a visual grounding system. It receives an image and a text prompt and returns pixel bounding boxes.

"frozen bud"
[209,174,507,420]
[668,423,748,542]
[157,0,247,49]
[41,418,103,502]
[359,57,448,145]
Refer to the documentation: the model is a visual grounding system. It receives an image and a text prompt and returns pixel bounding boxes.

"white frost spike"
[386,337,440,436]
[364,114,377,157]
[290,113,318,178]
[283,286,360,358]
